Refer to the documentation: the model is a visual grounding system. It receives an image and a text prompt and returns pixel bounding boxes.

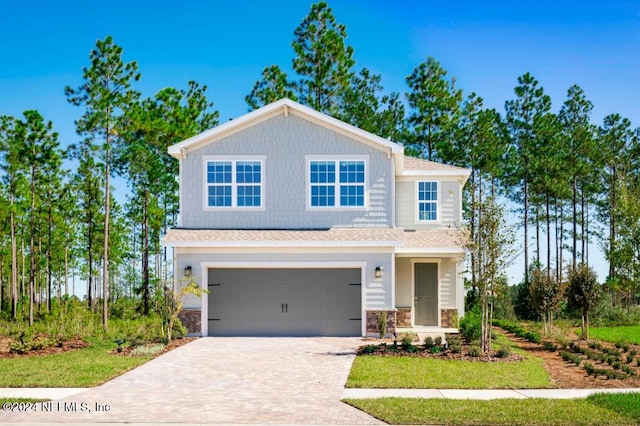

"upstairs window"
[417,181,438,221]
[308,158,366,208]
[204,157,263,209]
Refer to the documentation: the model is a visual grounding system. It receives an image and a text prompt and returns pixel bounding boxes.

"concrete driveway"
[2,337,382,425]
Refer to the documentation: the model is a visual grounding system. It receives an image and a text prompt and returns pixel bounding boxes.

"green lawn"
[0,340,153,387]
[590,326,640,345]
[347,335,552,389]
[345,393,640,425]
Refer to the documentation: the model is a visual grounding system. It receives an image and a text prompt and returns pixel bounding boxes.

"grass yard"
[590,325,640,345]
[344,393,640,425]
[347,334,552,389]
[0,339,152,387]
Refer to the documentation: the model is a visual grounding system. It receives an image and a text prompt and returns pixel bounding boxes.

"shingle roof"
[400,228,468,250]
[163,227,467,253]
[163,227,405,247]
[403,156,470,173]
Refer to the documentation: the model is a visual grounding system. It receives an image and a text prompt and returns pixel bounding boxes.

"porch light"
[375,266,383,278]
[184,266,192,277]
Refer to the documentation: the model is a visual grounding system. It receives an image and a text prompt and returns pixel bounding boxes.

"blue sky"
[1,0,639,284]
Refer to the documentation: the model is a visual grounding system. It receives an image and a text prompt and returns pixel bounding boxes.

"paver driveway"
[2,337,382,425]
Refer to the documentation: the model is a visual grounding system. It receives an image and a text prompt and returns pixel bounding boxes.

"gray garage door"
[207,268,362,336]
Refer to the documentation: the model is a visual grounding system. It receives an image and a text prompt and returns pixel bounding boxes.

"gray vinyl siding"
[396,179,461,230]
[177,250,394,311]
[439,260,456,308]
[180,114,393,229]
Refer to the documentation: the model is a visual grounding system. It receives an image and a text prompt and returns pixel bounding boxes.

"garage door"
[207,268,362,336]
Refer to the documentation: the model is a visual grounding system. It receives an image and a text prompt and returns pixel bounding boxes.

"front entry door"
[415,263,438,326]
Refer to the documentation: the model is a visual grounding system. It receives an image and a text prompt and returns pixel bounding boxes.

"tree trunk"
[572,176,577,269]
[10,193,18,319]
[524,178,529,283]
[143,189,150,315]
[29,167,36,326]
[103,127,111,333]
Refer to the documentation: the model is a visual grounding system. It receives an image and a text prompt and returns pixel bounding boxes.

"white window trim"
[305,155,369,210]
[415,180,440,223]
[202,155,266,211]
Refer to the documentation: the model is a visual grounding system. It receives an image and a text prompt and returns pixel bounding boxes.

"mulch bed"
[0,334,196,359]
[357,342,524,363]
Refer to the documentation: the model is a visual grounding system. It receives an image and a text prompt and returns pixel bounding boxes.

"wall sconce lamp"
[375,266,383,278]
[184,266,192,277]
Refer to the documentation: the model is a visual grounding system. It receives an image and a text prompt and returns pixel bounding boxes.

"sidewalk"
[3,387,639,401]
[0,388,88,399]
[343,388,640,400]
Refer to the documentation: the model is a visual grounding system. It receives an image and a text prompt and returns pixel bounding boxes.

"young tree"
[529,266,563,335]
[567,263,601,339]
[291,1,355,115]
[245,65,297,110]
[467,195,516,352]
[406,57,462,162]
[65,35,140,331]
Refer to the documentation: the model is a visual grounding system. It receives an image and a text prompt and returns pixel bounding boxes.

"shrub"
[621,364,635,376]
[424,336,434,348]
[445,334,461,346]
[612,361,622,370]
[429,345,442,354]
[468,345,482,357]
[584,362,595,375]
[399,332,417,346]
[360,345,377,355]
[449,343,462,354]
[626,355,635,364]
[434,336,442,346]
[542,341,558,351]
[131,343,165,356]
[459,311,481,343]
[496,345,511,358]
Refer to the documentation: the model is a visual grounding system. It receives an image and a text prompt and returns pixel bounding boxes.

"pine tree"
[246,65,297,110]
[406,57,462,162]
[65,36,140,331]
[291,1,355,115]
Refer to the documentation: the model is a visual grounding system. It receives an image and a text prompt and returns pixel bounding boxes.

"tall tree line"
[2,1,640,323]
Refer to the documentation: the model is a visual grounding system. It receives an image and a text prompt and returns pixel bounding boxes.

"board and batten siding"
[395,179,461,230]
[179,114,393,229]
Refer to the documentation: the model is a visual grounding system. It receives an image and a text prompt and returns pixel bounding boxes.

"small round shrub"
[496,345,511,358]
[449,343,462,354]
[424,336,434,348]
[468,345,482,357]
[434,336,442,346]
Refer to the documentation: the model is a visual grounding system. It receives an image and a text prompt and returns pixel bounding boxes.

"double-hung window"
[417,181,438,221]
[308,157,366,208]
[204,157,264,209]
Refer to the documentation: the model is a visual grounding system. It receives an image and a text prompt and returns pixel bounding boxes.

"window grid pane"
[311,185,335,207]
[418,181,438,221]
[310,161,336,184]
[207,161,232,184]
[208,185,232,207]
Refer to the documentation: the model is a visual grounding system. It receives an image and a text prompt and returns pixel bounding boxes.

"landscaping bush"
[424,336,434,348]
[459,310,481,343]
[468,345,482,357]
[449,343,462,354]
[399,332,417,345]
[496,345,511,358]
[542,341,558,351]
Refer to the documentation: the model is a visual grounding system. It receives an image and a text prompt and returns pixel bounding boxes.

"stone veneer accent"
[365,310,397,337]
[440,308,458,329]
[396,307,412,327]
[178,309,201,335]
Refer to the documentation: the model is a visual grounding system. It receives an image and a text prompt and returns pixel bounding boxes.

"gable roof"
[168,98,405,160]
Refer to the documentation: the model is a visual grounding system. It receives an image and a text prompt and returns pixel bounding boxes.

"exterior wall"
[394,256,461,328]
[395,178,462,230]
[179,114,393,229]
[365,310,397,337]
[175,248,395,316]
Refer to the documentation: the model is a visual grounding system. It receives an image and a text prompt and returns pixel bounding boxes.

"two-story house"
[163,98,470,337]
